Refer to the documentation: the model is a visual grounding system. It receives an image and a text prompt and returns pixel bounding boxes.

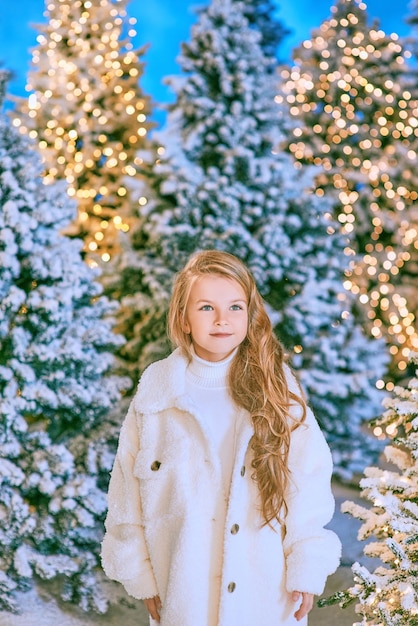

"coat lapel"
[133,347,190,414]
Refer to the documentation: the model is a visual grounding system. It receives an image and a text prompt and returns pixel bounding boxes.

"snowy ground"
[0,482,369,626]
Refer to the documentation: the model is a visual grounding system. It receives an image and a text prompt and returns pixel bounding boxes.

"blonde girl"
[101,250,341,625]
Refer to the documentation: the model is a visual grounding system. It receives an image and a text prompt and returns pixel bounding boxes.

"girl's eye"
[200,305,213,311]
[230,304,243,310]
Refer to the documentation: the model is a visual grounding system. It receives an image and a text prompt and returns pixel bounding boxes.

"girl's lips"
[210,333,232,337]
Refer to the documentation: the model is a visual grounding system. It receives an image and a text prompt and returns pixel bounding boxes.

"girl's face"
[184,275,248,362]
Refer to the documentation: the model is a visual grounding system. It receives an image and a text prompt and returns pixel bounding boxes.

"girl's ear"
[182,315,190,334]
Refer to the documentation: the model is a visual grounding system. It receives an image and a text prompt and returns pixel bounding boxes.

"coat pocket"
[134,452,182,522]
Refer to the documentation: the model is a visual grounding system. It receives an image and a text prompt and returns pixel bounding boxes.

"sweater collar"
[134,347,241,413]
[133,347,254,448]
[186,347,236,389]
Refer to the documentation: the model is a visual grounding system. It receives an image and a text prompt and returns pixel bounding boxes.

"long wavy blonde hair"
[168,249,306,526]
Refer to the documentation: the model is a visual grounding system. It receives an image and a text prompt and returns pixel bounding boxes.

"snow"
[0,583,148,626]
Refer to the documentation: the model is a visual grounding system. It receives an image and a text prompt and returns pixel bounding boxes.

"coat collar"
[133,347,192,414]
[133,348,253,439]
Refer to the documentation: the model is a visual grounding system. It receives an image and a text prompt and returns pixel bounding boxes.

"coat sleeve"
[282,371,342,596]
[100,401,158,600]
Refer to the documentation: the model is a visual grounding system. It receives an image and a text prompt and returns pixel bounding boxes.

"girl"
[101,250,341,626]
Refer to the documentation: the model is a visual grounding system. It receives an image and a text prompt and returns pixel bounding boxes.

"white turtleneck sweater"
[185,349,241,625]
[185,348,239,499]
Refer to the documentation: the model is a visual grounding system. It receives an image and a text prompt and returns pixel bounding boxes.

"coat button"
[150,461,161,471]
[230,524,239,534]
[240,465,245,476]
[228,582,236,593]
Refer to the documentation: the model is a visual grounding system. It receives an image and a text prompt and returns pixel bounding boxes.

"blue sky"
[0,0,412,122]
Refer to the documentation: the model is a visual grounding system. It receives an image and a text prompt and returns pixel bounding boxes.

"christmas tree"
[13,0,153,263]
[0,71,127,613]
[103,0,290,381]
[279,0,418,380]
[125,0,388,477]
[320,352,418,624]
[235,0,289,60]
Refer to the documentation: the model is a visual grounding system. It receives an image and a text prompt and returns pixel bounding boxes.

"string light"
[279,0,418,381]
[14,0,152,262]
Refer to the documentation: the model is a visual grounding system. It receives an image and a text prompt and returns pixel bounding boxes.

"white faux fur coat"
[101,348,341,626]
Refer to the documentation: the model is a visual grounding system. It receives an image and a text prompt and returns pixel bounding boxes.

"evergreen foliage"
[231,0,290,61]
[108,0,289,381]
[13,0,154,262]
[320,352,418,625]
[0,71,127,613]
[406,0,418,62]
[125,0,388,477]
[279,0,418,380]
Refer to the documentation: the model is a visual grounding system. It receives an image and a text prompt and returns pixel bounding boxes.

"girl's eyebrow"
[195,298,247,304]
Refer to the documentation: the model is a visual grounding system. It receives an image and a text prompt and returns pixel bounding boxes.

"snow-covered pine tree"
[126,0,388,477]
[320,352,418,625]
[279,0,418,380]
[13,0,153,263]
[406,0,418,63]
[0,71,127,613]
[238,0,290,61]
[103,0,290,381]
